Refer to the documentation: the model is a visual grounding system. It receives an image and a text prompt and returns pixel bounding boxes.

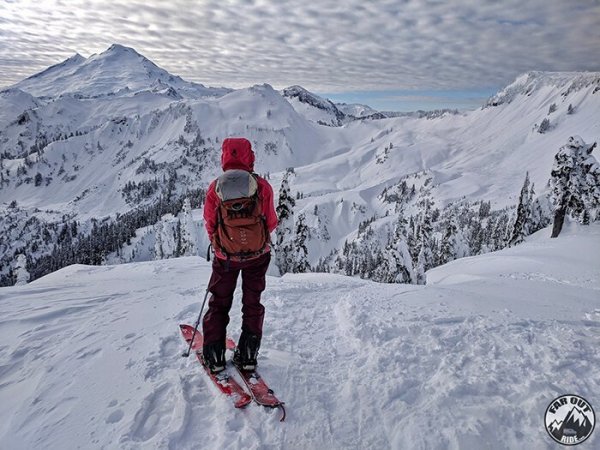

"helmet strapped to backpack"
[214,169,269,261]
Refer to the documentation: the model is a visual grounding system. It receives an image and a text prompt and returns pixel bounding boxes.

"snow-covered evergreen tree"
[415,207,434,271]
[275,171,296,274]
[179,198,198,256]
[156,215,178,258]
[468,218,484,255]
[491,214,510,251]
[509,172,532,246]
[538,118,551,134]
[550,136,599,237]
[290,213,309,273]
[154,220,164,260]
[174,221,182,258]
[528,183,550,234]
[406,216,418,261]
[415,248,427,285]
[14,254,30,286]
[439,214,470,264]
[383,214,415,283]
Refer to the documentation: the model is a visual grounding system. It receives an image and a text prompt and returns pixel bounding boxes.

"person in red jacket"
[202,137,278,373]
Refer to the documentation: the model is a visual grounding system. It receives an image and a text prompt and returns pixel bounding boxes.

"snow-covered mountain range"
[1,44,599,449]
[1,44,599,285]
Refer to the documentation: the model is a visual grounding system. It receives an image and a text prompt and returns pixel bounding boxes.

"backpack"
[213,169,269,260]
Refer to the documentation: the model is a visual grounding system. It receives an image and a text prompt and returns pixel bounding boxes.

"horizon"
[320,88,499,112]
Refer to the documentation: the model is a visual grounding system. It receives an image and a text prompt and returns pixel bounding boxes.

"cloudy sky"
[1,0,599,111]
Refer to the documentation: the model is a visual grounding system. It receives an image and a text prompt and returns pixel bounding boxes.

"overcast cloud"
[0,0,599,93]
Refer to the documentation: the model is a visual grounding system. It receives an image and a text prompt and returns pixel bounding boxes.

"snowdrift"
[0,223,598,449]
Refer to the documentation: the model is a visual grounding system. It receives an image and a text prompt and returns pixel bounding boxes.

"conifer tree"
[174,221,182,257]
[14,254,30,286]
[492,214,509,251]
[416,206,434,271]
[509,172,532,246]
[373,213,414,283]
[440,217,458,264]
[538,118,551,134]
[291,213,309,273]
[154,220,164,260]
[415,247,426,285]
[179,198,198,256]
[550,136,599,237]
[528,182,549,234]
[275,171,296,274]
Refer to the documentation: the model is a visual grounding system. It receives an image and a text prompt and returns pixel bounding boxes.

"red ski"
[179,324,251,409]
[235,368,286,421]
[226,339,286,421]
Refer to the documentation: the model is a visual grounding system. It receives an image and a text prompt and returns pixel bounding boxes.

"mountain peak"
[107,43,137,53]
[67,53,86,64]
[10,44,231,100]
[86,44,150,67]
[100,44,145,60]
[282,85,346,125]
[14,45,173,98]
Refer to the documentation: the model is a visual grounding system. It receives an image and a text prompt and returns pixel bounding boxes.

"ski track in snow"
[0,225,599,449]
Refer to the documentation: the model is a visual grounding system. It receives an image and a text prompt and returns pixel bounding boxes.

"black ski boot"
[233,331,261,371]
[202,341,226,374]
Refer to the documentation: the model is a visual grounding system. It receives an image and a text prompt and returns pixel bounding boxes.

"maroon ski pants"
[202,252,271,346]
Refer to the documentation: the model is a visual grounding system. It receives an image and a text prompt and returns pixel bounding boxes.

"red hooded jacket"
[203,138,278,259]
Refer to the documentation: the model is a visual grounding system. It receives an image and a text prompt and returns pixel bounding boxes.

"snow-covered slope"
[485,71,600,107]
[0,223,598,449]
[0,88,40,128]
[0,83,327,217]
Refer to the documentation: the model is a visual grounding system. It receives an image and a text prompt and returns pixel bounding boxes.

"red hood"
[221,137,255,172]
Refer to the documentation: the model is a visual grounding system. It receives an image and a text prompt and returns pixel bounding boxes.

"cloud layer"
[1,0,599,92]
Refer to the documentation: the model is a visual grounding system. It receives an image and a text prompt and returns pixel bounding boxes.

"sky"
[1,0,599,111]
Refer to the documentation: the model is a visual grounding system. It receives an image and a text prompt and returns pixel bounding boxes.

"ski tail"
[179,324,252,409]
[237,369,286,421]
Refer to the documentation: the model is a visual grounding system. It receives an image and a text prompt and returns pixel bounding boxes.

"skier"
[202,137,278,373]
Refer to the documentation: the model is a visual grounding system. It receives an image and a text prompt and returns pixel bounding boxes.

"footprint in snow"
[125,383,175,442]
[144,335,179,380]
[106,409,124,424]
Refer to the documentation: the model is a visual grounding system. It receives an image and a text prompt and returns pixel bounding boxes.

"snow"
[0,88,40,128]
[335,102,378,118]
[12,45,228,99]
[1,223,599,449]
[1,49,600,447]
[2,51,599,278]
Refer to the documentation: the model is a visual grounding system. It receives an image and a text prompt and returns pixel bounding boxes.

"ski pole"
[182,285,211,358]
